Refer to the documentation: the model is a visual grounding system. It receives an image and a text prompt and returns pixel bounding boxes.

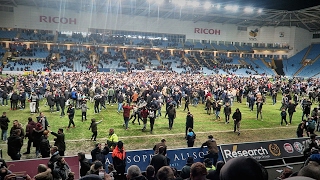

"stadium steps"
[239,59,248,65]
[293,50,320,77]
[260,58,272,68]
[249,59,271,75]
[293,64,307,77]
[301,44,312,62]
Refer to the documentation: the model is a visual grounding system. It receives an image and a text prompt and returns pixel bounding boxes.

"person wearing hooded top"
[34,164,53,180]
[232,108,242,136]
[201,135,219,168]
[219,156,268,180]
[112,141,126,180]
[48,146,61,171]
[53,157,71,180]
[180,157,194,179]
[126,165,147,180]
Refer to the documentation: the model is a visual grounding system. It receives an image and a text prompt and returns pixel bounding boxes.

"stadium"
[0,0,320,179]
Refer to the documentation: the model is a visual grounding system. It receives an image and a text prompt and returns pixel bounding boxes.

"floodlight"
[203,1,211,9]
[258,8,263,13]
[147,0,154,3]
[225,5,238,11]
[244,7,254,13]
[190,1,200,7]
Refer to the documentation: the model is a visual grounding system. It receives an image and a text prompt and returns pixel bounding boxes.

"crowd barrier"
[7,156,80,179]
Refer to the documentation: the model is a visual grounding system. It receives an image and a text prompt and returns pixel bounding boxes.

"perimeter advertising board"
[220,138,307,162]
[104,147,224,172]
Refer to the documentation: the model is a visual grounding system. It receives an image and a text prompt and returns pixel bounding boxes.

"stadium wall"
[0,5,312,54]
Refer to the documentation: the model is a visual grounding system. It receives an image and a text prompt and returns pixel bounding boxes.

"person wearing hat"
[201,135,219,167]
[180,157,194,179]
[67,104,75,130]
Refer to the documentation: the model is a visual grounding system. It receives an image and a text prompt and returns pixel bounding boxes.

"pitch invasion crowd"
[1,71,320,180]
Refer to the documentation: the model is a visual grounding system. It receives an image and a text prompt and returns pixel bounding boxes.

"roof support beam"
[293,13,311,31]
[10,0,17,7]
[276,13,288,26]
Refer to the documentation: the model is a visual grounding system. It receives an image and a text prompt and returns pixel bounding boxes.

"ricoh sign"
[194,28,221,35]
[40,16,77,25]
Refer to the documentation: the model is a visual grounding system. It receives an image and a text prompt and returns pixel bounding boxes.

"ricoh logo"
[224,145,270,160]
[40,16,77,25]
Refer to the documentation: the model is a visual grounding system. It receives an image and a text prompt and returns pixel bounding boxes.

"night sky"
[215,0,320,10]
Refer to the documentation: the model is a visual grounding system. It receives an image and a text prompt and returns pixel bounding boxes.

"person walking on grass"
[89,118,102,141]
[67,104,75,130]
[280,108,288,126]
[223,103,231,124]
[81,100,89,122]
[232,108,242,136]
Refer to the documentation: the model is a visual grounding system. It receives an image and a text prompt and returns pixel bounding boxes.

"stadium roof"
[1,0,320,32]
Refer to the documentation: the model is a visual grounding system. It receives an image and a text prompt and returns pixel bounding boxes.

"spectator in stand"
[7,129,23,160]
[53,157,71,180]
[91,143,110,167]
[206,161,225,180]
[23,117,37,155]
[48,146,61,171]
[180,157,194,179]
[126,165,147,180]
[145,165,155,180]
[34,164,53,180]
[190,162,207,180]
[112,141,126,180]
[78,152,91,177]
[39,130,51,158]
[0,112,10,141]
[150,147,168,174]
[156,166,175,180]
[107,128,118,149]
[50,128,66,156]
[219,156,268,180]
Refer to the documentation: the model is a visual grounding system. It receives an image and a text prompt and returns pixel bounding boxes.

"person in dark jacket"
[10,91,18,110]
[51,128,66,156]
[287,101,297,124]
[232,108,242,135]
[91,143,109,166]
[10,120,25,140]
[23,117,37,154]
[224,103,232,124]
[48,146,61,171]
[201,135,219,168]
[0,112,10,141]
[34,164,53,180]
[40,130,51,158]
[78,152,91,177]
[7,129,23,160]
[150,146,167,174]
[47,92,55,113]
[33,122,45,157]
[186,128,196,147]
[180,157,194,179]
[59,94,66,117]
[166,103,176,130]
[67,104,75,129]
[89,119,102,141]
[185,111,194,138]
[37,112,50,130]
[19,90,26,109]
[112,141,126,180]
